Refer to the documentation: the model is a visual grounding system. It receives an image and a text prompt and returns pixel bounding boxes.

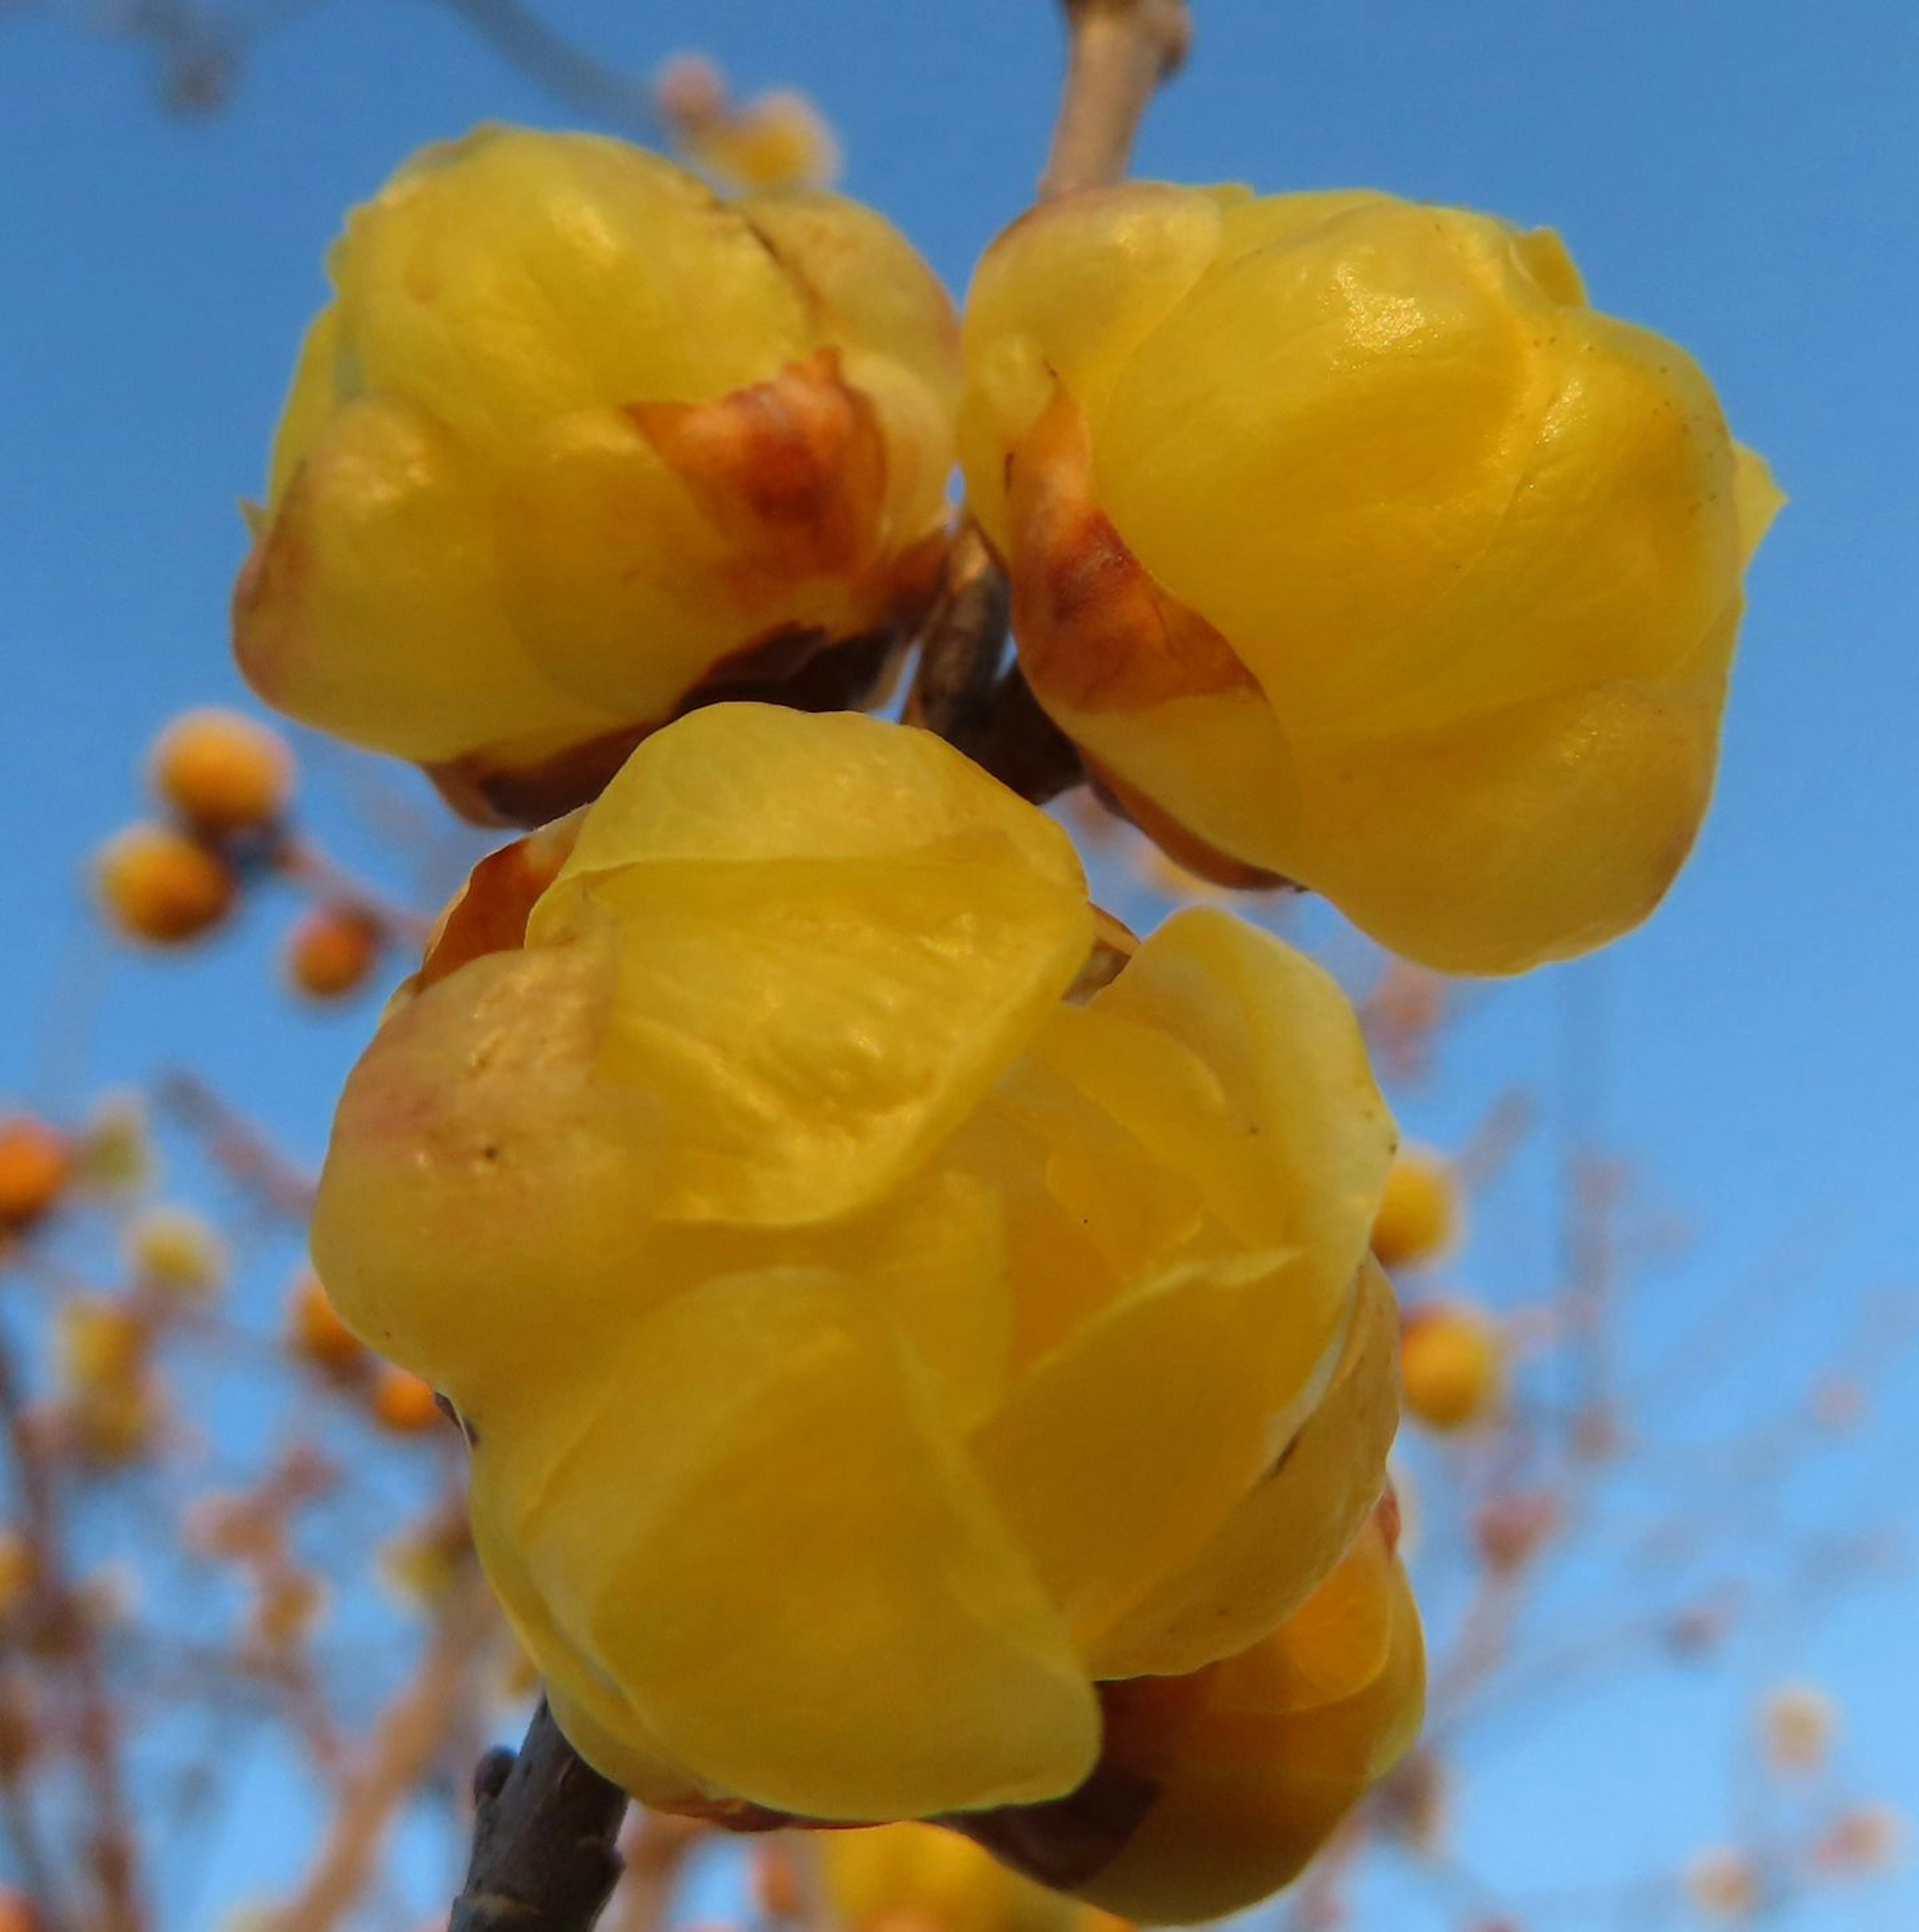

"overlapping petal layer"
[959,184,1782,972]
[314,705,1402,1825]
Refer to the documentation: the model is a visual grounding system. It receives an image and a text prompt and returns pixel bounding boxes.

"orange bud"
[1369,1148,1461,1272]
[957,1513,1423,1922]
[0,1118,71,1233]
[285,905,384,1002]
[287,1274,365,1377]
[148,707,293,837]
[369,1365,444,1437]
[0,1888,44,1932]
[1399,1302,1505,1434]
[95,824,237,946]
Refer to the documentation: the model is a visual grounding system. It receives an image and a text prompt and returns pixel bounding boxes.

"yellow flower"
[235,126,960,826]
[1398,1300,1505,1433]
[960,1506,1425,1923]
[147,707,293,838]
[826,1822,1122,1932]
[314,704,1400,1824]
[1369,1145,1461,1271]
[958,186,1783,974]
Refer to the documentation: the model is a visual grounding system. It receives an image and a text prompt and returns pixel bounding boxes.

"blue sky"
[1,0,1915,1924]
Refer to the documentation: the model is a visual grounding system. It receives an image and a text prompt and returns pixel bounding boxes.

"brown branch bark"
[0,1328,143,1932]
[447,1700,628,1932]
[1040,0,1193,199]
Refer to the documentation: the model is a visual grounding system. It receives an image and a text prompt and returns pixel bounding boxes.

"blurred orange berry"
[370,1366,443,1437]
[1399,1301,1505,1433]
[287,1274,366,1377]
[1370,1147,1461,1271]
[1816,1803,1906,1875]
[148,706,293,837]
[285,904,384,1002]
[95,823,237,946]
[0,1887,44,1932]
[0,1118,72,1233]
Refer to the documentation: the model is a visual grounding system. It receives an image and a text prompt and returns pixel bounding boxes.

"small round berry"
[284,905,384,1002]
[286,1274,365,1377]
[94,824,237,946]
[1399,1301,1505,1432]
[0,1118,72,1233]
[370,1365,443,1437]
[147,706,293,837]
[1370,1146,1461,1270]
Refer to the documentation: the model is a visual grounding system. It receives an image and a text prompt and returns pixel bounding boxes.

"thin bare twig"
[1040,0,1192,199]
[448,1701,628,1932]
[273,1563,498,1932]
[0,1328,144,1932]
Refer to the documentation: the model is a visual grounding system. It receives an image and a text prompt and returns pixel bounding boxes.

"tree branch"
[275,1564,497,1932]
[1040,0,1192,200]
[906,0,1193,793]
[448,1701,629,1932]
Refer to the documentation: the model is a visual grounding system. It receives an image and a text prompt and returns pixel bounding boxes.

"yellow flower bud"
[125,1207,227,1299]
[959,186,1782,973]
[959,1508,1424,1923]
[147,707,293,837]
[1369,1146,1461,1271]
[313,704,1401,1824]
[57,1300,160,1465]
[235,126,960,825]
[1760,1681,1838,1771]
[1398,1300,1505,1433]
[94,824,237,947]
[72,1093,155,1199]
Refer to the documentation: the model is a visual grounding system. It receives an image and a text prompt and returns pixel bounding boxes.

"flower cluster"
[234,118,1779,1922]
